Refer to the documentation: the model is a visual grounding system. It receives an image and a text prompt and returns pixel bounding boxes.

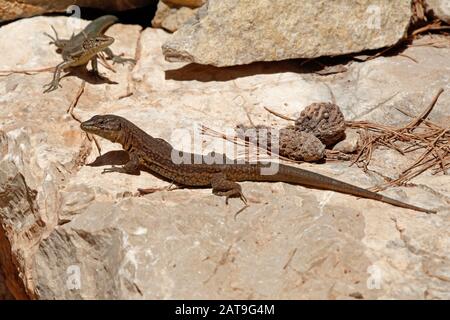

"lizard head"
[82,35,114,52]
[80,114,124,143]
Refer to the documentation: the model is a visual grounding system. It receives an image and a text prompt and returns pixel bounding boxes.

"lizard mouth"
[102,36,114,47]
[80,120,98,133]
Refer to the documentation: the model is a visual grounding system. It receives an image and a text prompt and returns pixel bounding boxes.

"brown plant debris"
[200,125,300,164]
[412,0,427,24]
[347,88,447,191]
[204,89,447,193]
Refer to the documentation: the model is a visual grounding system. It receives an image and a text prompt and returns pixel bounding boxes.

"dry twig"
[347,88,447,191]
[66,81,102,155]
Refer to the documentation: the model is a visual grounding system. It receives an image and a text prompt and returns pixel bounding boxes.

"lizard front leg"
[91,56,99,74]
[211,173,247,205]
[102,152,141,175]
[103,48,136,65]
[43,60,71,93]
[90,56,104,78]
[90,56,112,80]
[44,25,69,50]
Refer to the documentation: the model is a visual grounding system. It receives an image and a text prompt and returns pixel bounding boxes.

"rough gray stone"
[163,0,412,67]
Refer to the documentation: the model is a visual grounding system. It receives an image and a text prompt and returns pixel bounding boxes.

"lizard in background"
[80,114,437,214]
[43,15,135,93]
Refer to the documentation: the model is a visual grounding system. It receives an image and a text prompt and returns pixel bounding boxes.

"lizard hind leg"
[211,173,247,205]
[103,48,136,66]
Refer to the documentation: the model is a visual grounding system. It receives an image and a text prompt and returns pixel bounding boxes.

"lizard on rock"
[43,15,135,93]
[80,114,437,214]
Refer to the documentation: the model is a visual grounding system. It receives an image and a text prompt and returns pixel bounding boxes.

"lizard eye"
[94,117,104,124]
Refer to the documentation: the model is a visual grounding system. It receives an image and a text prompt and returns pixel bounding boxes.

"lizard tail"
[250,163,436,214]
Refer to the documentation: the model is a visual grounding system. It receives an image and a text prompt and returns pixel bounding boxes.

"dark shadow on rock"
[86,150,130,167]
[86,149,232,191]
[164,60,323,82]
[164,42,418,83]
[86,149,182,184]
[61,66,118,85]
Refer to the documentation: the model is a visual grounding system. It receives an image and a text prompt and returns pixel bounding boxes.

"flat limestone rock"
[0,17,449,300]
[163,0,412,67]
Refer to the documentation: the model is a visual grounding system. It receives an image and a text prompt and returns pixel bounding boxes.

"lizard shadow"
[86,150,235,192]
[86,150,130,167]
[86,150,191,187]
[85,150,393,204]
[61,66,118,85]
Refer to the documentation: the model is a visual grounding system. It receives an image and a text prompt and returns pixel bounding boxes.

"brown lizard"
[43,15,135,93]
[80,114,437,214]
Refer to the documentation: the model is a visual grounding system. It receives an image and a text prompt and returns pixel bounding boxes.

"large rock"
[163,0,413,67]
[0,0,156,21]
[425,0,450,23]
[0,17,449,299]
[0,16,141,298]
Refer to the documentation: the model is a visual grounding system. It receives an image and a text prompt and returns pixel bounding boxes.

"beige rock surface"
[152,0,197,33]
[163,0,413,67]
[0,0,157,21]
[425,0,450,23]
[333,129,360,154]
[0,17,449,299]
